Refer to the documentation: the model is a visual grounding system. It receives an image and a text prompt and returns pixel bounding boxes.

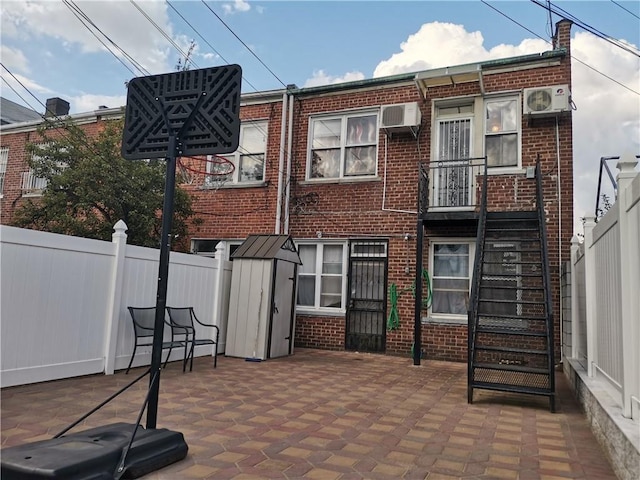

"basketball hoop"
[177,155,235,190]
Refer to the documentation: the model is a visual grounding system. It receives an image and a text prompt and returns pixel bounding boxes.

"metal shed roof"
[231,235,301,264]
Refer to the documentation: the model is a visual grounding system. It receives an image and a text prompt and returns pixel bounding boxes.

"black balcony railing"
[419,157,487,213]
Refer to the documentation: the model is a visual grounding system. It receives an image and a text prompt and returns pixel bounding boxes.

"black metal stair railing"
[467,158,488,403]
[535,160,556,412]
[467,159,556,412]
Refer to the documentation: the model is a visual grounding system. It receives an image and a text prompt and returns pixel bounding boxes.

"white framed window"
[485,97,520,168]
[308,111,378,180]
[297,242,348,313]
[206,121,268,186]
[191,239,242,261]
[428,239,475,323]
[0,147,8,196]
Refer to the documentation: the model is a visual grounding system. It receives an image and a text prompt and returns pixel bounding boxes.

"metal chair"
[126,307,190,374]
[166,307,219,371]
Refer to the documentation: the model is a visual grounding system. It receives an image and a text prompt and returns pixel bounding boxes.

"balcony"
[419,157,487,223]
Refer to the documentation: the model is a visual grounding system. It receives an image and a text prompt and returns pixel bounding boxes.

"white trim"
[483,95,522,169]
[296,241,348,313]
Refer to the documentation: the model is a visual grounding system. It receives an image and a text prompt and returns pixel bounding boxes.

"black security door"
[345,241,388,353]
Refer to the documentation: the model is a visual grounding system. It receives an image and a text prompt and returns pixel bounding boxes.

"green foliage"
[11,118,193,251]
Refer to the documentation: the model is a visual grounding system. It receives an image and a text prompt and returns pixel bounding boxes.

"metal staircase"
[468,163,556,412]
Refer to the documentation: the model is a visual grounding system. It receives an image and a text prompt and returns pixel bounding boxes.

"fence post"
[103,220,128,375]
[212,242,227,344]
[583,216,597,378]
[570,235,581,361]
[616,155,639,419]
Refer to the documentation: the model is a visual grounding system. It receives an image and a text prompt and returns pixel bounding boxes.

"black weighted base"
[0,423,188,480]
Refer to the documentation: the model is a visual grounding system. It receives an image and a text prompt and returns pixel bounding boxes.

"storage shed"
[225,235,301,361]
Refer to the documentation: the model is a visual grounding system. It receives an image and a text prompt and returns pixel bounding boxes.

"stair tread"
[481,272,542,277]
[475,327,547,336]
[478,312,547,320]
[470,382,554,397]
[472,362,549,374]
[478,285,544,291]
[478,298,545,305]
[474,345,548,355]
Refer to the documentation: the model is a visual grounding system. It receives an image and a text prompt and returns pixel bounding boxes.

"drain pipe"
[284,90,295,234]
[275,90,289,234]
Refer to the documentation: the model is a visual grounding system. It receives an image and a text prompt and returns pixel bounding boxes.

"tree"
[11,117,194,251]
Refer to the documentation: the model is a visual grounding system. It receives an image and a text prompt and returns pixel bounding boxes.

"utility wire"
[481,0,640,96]
[531,0,640,58]
[130,0,199,70]
[611,0,640,20]
[200,0,287,88]
[63,0,149,76]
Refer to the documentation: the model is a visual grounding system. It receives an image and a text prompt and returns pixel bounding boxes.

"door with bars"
[345,241,388,353]
[433,118,473,207]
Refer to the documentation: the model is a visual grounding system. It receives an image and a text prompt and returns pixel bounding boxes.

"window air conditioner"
[523,85,570,116]
[380,102,422,131]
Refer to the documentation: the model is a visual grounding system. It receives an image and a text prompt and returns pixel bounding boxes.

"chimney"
[44,97,70,118]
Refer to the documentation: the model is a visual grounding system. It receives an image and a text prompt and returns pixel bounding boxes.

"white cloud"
[303,70,366,88]
[373,22,549,77]
[1,45,30,73]
[70,94,127,113]
[1,0,174,75]
[222,0,251,15]
[2,72,53,96]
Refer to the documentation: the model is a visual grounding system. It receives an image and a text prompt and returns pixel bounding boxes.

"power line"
[531,0,640,58]
[481,0,640,96]
[200,0,287,88]
[610,0,640,20]
[130,0,199,70]
[63,0,150,76]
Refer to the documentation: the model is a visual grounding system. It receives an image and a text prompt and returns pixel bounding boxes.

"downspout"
[555,116,563,362]
[275,90,289,234]
[284,91,295,234]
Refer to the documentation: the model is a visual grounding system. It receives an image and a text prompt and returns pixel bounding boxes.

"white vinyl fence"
[0,221,232,388]
[570,157,640,420]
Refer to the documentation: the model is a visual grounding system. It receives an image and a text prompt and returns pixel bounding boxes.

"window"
[297,243,347,311]
[429,241,475,321]
[308,112,378,180]
[206,121,267,186]
[485,98,519,168]
[191,239,241,260]
[0,147,8,195]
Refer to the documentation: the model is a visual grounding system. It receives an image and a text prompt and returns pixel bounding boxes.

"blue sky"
[1,0,639,234]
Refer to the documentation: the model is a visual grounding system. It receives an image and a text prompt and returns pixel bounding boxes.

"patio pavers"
[1,348,617,479]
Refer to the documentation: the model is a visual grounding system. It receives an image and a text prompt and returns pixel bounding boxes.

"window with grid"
[206,121,267,186]
[297,243,346,311]
[0,147,8,195]
[485,98,519,168]
[308,112,378,180]
[430,241,474,320]
[21,143,52,195]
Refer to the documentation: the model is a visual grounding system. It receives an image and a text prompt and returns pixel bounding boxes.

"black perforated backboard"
[121,65,242,160]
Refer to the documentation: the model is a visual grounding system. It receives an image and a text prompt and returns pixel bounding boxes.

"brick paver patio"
[1,348,617,479]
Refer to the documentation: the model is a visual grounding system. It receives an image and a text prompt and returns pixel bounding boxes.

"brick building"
[0,21,574,387]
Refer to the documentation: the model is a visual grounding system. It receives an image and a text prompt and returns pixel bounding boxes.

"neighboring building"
[0,21,574,388]
[0,97,42,125]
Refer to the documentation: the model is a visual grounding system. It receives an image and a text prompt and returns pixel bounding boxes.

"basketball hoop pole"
[147,133,178,429]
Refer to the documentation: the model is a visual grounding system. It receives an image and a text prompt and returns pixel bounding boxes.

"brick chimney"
[44,97,70,117]
[553,19,573,54]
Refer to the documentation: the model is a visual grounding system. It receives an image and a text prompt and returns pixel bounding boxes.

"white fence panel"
[570,156,640,420]
[1,226,113,386]
[592,210,623,388]
[1,223,232,387]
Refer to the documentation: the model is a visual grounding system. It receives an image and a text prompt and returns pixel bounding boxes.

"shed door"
[345,241,388,353]
[269,260,296,358]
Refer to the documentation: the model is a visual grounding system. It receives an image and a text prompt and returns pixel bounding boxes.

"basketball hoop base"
[0,423,188,480]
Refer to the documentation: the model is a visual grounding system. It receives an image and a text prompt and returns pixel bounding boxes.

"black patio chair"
[126,306,191,374]
[166,307,220,371]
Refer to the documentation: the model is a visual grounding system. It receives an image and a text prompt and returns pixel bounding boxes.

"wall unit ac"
[380,102,422,132]
[523,85,570,116]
